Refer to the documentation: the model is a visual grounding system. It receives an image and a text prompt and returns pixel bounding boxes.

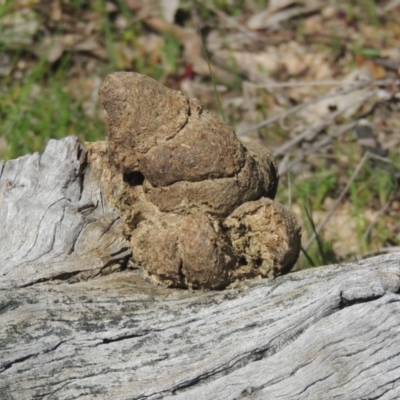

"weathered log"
[1,137,400,399]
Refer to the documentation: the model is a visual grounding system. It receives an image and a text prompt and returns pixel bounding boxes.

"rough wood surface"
[1,137,400,399]
[0,137,131,290]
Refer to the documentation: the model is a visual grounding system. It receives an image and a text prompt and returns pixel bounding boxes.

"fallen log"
[1,135,400,399]
[1,71,400,399]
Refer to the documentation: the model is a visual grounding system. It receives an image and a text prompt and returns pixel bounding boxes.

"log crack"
[339,290,385,309]
[1,353,39,373]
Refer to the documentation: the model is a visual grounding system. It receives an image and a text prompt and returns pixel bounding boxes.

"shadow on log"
[1,77,400,398]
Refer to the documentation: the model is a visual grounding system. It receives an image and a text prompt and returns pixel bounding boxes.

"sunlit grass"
[0,56,106,160]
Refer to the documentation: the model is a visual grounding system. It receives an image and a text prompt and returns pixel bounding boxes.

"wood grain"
[1,137,399,399]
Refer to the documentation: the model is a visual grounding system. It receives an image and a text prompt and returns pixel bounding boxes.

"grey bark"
[1,136,400,400]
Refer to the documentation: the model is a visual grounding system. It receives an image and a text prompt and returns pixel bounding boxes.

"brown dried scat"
[131,213,236,290]
[97,72,301,290]
[139,108,246,187]
[99,72,190,173]
[224,198,302,279]
[143,142,279,218]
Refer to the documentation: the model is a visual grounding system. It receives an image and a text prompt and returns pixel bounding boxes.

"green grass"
[277,173,340,269]
[0,57,106,160]
[160,33,183,76]
[302,203,337,268]
[198,27,226,122]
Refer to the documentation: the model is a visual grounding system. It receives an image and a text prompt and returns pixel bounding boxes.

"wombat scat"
[96,72,301,289]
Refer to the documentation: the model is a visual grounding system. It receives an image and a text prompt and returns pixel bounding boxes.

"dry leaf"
[247,0,298,29]
[160,0,179,23]
[249,7,309,30]
[0,11,39,47]
[247,0,323,30]
[299,68,374,125]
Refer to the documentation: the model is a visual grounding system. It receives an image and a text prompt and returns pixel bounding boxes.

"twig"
[278,121,358,175]
[193,0,258,40]
[273,121,329,157]
[236,79,395,136]
[273,95,371,157]
[245,80,365,88]
[362,189,397,244]
[303,152,396,251]
[362,170,399,244]
[198,26,226,122]
[303,151,369,251]
[379,0,400,13]
[362,247,400,257]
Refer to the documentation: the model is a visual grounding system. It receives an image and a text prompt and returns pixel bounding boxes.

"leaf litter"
[0,0,399,268]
